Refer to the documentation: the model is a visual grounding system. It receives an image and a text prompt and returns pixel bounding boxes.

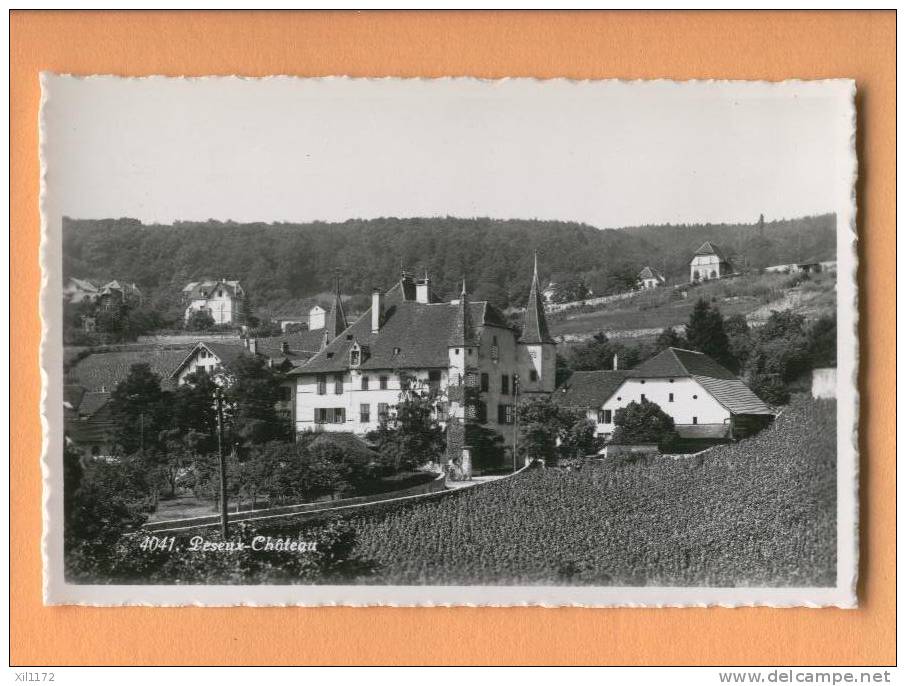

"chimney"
[248,338,257,355]
[371,289,384,333]
[415,274,431,304]
[613,353,619,371]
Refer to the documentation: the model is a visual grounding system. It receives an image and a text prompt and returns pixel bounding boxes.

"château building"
[289,253,556,474]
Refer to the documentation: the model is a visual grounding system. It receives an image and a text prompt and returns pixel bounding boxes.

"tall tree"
[223,355,291,448]
[108,363,172,454]
[684,299,735,370]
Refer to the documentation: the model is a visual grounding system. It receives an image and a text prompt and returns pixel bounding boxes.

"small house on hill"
[638,266,666,289]
[690,241,733,282]
[183,279,245,325]
[555,347,774,448]
[63,277,100,304]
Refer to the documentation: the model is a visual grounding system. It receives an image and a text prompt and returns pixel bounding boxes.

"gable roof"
[554,371,630,409]
[182,280,242,300]
[292,279,513,375]
[66,347,191,393]
[693,241,729,261]
[171,341,250,378]
[520,251,555,345]
[638,266,664,281]
[632,348,772,415]
[64,277,98,293]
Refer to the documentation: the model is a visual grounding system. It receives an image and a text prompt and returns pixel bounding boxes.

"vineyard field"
[265,396,837,587]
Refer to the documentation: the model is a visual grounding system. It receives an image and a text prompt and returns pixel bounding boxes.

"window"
[350,348,360,366]
[360,404,370,423]
[361,376,370,391]
[316,374,327,395]
[500,374,509,395]
[603,409,612,424]
[316,408,345,424]
[498,404,515,425]
[477,401,487,423]
[428,370,441,394]
[435,402,448,420]
[279,386,292,401]
[334,373,343,394]
[378,403,389,419]
[505,404,515,425]
[692,416,698,425]
[465,371,479,387]
[640,379,646,384]
[529,369,538,382]
[640,393,646,402]
[668,393,674,402]
[692,394,698,400]
[480,373,489,392]
[379,375,388,390]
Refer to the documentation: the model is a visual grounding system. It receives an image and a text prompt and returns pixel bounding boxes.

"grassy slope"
[282,396,836,586]
[548,271,837,340]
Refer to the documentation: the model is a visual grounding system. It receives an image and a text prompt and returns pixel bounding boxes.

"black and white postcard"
[40,76,858,606]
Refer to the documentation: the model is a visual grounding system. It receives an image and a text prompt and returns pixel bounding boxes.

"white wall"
[594,377,731,437]
[690,254,726,281]
[292,323,524,448]
[185,292,237,325]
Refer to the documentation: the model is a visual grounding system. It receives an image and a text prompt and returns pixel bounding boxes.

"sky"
[43,76,852,229]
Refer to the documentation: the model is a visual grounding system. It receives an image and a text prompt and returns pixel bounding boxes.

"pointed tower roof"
[324,273,348,342]
[520,251,555,344]
[449,279,476,347]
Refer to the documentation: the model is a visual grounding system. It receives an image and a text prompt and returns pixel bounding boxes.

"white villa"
[690,241,733,282]
[289,255,557,473]
[183,279,245,325]
[555,347,774,446]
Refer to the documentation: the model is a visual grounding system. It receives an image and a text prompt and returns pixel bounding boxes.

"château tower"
[516,250,557,396]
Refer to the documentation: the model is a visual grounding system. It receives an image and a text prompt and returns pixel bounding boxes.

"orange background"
[10,11,895,666]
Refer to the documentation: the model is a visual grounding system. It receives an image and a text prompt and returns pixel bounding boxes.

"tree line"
[62,214,836,320]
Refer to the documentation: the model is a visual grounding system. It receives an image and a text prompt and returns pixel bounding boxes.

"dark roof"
[66,347,191,392]
[631,348,772,415]
[520,252,555,345]
[554,371,630,409]
[632,347,737,380]
[255,330,325,367]
[693,241,730,260]
[292,280,513,375]
[449,282,477,347]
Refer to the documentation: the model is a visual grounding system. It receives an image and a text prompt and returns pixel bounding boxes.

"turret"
[517,251,556,394]
[324,272,348,344]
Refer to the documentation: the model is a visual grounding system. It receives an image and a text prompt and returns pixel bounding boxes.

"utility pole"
[215,387,229,539]
[512,373,520,472]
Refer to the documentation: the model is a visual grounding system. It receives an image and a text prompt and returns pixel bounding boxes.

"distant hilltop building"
[290,253,556,476]
[690,241,733,283]
[183,279,244,325]
[637,266,666,289]
[764,260,823,275]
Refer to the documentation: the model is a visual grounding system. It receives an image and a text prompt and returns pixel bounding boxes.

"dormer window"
[393,347,401,356]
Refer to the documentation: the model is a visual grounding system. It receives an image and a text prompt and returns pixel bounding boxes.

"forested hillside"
[62,214,835,320]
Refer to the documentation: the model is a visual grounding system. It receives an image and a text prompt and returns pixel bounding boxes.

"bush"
[185,309,216,331]
[611,399,678,452]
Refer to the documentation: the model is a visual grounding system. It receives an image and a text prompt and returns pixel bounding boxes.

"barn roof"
[632,348,772,415]
[554,371,630,409]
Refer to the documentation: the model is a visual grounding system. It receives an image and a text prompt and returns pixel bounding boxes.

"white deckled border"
[39,75,859,607]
